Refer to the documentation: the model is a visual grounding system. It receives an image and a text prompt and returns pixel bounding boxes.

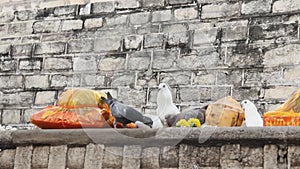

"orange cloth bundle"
[30,88,114,129]
[264,89,300,126]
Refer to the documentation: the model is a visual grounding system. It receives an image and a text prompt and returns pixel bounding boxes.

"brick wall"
[1,0,300,126]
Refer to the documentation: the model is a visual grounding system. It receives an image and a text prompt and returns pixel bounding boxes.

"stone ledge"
[0,127,300,149]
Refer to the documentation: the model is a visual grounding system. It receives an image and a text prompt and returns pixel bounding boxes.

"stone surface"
[201,2,240,19]
[122,145,142,169]
[31,146,50,169]
[130,12,150,25]
[0,149,15,169]
[84,18,103,29]
[67,147,86,169]
[144,33,164,48]
[241,0,272,15]
[174,7,198,20]
[14,146,33,169]
[0,75,23,89]
[73,56,97,72]
[48,145,67,169]
[35,42,65,55]
[84,144,105,169]
[2,110,21,124]
[152,10,172,22]
[92,1,115,13]
[68,39,94,53]
[142,147,160,169]
[264,145,278,169]
[127,51,151,70]
[44,57,72,70]
[124,35,143,50]
[94,37,122,52]
[35,91,56,105]
[102,146,123,168]
[273,0,300,13]
[25,75,49,89]
[61,19,83,31]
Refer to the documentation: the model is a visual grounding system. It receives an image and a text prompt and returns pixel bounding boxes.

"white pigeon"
[156,83,180,121]
[241,100,263,127]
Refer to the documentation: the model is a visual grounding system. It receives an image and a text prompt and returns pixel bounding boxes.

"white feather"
[156,83,180,121]
[143,114,163,128]
[241,100,263,127]
[135,121,150,129]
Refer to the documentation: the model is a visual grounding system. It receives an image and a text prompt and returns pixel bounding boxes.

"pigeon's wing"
[114,102,144,122]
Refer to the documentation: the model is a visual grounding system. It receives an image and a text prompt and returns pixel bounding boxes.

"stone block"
[288,146,300,167]
[152,50,178,70]
[220,144,242,168]
[35,42,65,55]
[201,2,240,19]
[124,35,143,50]
[168,0,193,5]
[174,7,198,20]
[19,58,42,71]
[68,39,94,53]
[273,0,300,13]
[31,146,50,169]
[12,44,33,56]
[160,146,179,168]
[241,146,263,167]
[25,75,49,89]
[84,18,103,29]
[136,25,160,34]
[152,10,172,22]
[0,92,34,107]
[44,57,72,70]
[264,86,297,100]
[98,54,126,71]
[180,86,211,102]
[232,87,260,101]
[217,20,248,41]
[102,146,123,168]
[241,0,272,15]
[193,71,216,85]
[160,71,191,86]
[118,87,147,106]
[217,69,243,86]
[144,33,164,48]
[67,147,86,169]
[16,9,37,21]
[54,5,76,16]
[141,147,160,169]
[106,15,128,26]
[0,24,7,37]
[211,86,231,100]
[48,145,67,169]
[0,75,23,89]
[73,56,97,72]
[130,12,150,25]
[161,23,187,33]
[81,73,105,87]
[127,51,151,70]
[24,108,40,123]
[122,145,142,169]
[94,37,122,52]
[0,149,15,169]
[0,44,11,55]
[111,73,135,88]
[115,0,140,9]
[0,60,17,72]
[7,22,33,35]
[224,47,262,67]
[35,91,56,105]
[79,3,91,15]
[141,0,164,7]
[264,145,278,169]
[14,146,33,169]
[2,110,21,124]
[61,19,83,31]
[84,144,105,169]
[0,11,15,23]
[193,28,218,45]
[167,31,190,46]
[33,20,61,33]
[92,1,115,13]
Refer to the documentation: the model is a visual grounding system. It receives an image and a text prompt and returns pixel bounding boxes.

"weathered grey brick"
[33,20,61,33]
[217,69,243,86]
[241,146,263,167]
[264,86,297,100]
[81,73,105,87]
[19,58,42,70]
[115,0,141,9]
[152,50,178,70]
[102,146,123,168]
[68,39,93,53]
[25,75,49,89]
[50,74,81,88]
[160,71,191,86]
[0,11,14,23]
[106,15,128,26]
[7,22,33,35]
[168,0,193,5]
[220,144,242,168]
[0,60,17,72]
[92,1,115,13]
[142,147,160,169]
[21,35,40,43]
[54,5,76,16]
[73,56,97,72]
[241,0,272,15]
[48,145,67,169]
[98,54,126,71]
[152,10,172,22]
[0,75,23,89]
[136,25,160,34]
[2,109,21,124]
[160,146,179,168]
[67,147,85,169]
[144,33,164,48]
[161,23,187,33]
[288,146,300,167]
[201,2,240,19]
[118,87,147,106]
[0,149,15,169]
[127,51,151,70]
[130,12,150,25]
[23,108,39,123]
[79,3,91,15]
[264,145,278,169]
[216,20,248,41]
[122,145,142,169]
[61,19,83,31]
[0,92,33,107]
[0,44,11,55]
[35,91,56,105]
[44,57,72,70]
[193,28,218,45]
[94,37,122,52]
[212,86,231,100]
[193,71,216,85]
[31,146,50,169]
[167,31,190,46]
[84,144,105,169]
[180,86,211,102]
[14,146,33,169]
[0,24,7,37]
[111,73,135,87]
[16,10,37,21]
[273,0,300,13]
[124,35,143,50]
[12,44,32,56]
[174,7,198,20]
[42,32,72,42]
[35,42,65,55]
[84,18,103,29]
[141,0,164,7]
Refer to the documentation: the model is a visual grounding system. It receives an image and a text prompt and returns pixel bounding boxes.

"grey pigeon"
[165,107,206,127]
[101,92,153,128]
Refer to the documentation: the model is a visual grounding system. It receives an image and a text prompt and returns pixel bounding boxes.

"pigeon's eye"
[162,85,166,88]
[244,101,247,104]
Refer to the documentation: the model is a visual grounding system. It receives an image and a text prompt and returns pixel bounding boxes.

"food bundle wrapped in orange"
[264,89,300,126]
[30,88,114,129]
[205,96,245,127]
